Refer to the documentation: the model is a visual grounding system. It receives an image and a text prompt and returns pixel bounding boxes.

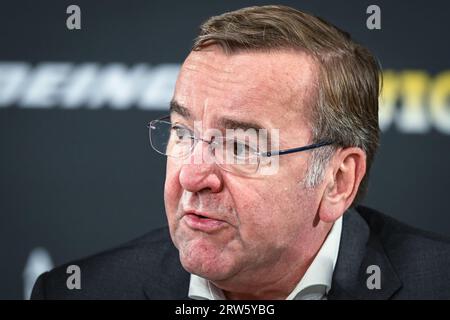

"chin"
[181,260,233,282]
[178,240,235,281]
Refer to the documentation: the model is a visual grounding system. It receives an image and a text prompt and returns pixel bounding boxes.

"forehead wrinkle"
[176,48,318,145]
[180,68,241,108]
[183,52,239,85]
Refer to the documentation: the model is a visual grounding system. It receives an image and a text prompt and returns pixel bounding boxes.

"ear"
[318,147,366,223]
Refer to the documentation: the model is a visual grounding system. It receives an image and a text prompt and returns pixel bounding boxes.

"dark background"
[0,0,449,299]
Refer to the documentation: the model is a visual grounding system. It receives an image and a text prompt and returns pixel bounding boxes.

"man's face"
[164,46,325,283]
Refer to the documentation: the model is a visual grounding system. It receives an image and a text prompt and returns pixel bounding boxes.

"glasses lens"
[149,120,193,158]
[214,137,260,175]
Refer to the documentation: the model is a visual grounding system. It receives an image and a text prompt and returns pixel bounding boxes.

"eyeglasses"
[148,115,333,176]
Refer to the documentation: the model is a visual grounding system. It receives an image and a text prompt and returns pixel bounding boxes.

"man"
[32,5,450,300]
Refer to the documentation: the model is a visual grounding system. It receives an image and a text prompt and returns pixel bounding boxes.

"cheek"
[230,179,310,246]
[164,161,182,219]
[228,181,284,238]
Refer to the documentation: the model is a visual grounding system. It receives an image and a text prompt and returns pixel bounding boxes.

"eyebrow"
[170,100,191,119]
[219,118,265,132]
[169,99,268,136]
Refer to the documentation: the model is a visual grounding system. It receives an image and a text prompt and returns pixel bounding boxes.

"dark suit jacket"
[31,206,450,299]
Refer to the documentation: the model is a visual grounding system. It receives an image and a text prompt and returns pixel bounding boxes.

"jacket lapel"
[142,238,191,300]
[143,271,191,299]
[328,207,402,299]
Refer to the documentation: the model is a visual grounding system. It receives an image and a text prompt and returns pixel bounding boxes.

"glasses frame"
[148,115,334,173]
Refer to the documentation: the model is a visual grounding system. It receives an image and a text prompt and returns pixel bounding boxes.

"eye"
[232,140,250,157]
[172,125,192,141]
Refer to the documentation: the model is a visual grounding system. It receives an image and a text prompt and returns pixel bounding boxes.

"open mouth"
[183,212,226,232]
[185,211,216,220]
[188,213,213,220]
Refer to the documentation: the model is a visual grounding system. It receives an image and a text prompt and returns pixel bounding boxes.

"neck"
[214,222,332,300]
[223,256,314,300]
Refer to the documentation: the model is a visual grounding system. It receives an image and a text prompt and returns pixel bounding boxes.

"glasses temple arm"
[261,141,334,157]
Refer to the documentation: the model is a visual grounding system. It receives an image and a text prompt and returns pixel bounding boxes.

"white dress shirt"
[188,216,342,300]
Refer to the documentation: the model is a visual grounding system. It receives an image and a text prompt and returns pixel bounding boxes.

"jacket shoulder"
[31,227,189,299]
[357,205,450,250]
[357,205,450,299]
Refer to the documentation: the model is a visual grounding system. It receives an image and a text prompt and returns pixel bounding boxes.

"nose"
[178,139,224,193]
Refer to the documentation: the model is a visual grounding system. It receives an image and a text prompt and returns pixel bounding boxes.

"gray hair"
[193,5,381,205]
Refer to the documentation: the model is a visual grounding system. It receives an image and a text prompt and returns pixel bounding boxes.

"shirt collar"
[188,216,342,300]
[188,274,226,300]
